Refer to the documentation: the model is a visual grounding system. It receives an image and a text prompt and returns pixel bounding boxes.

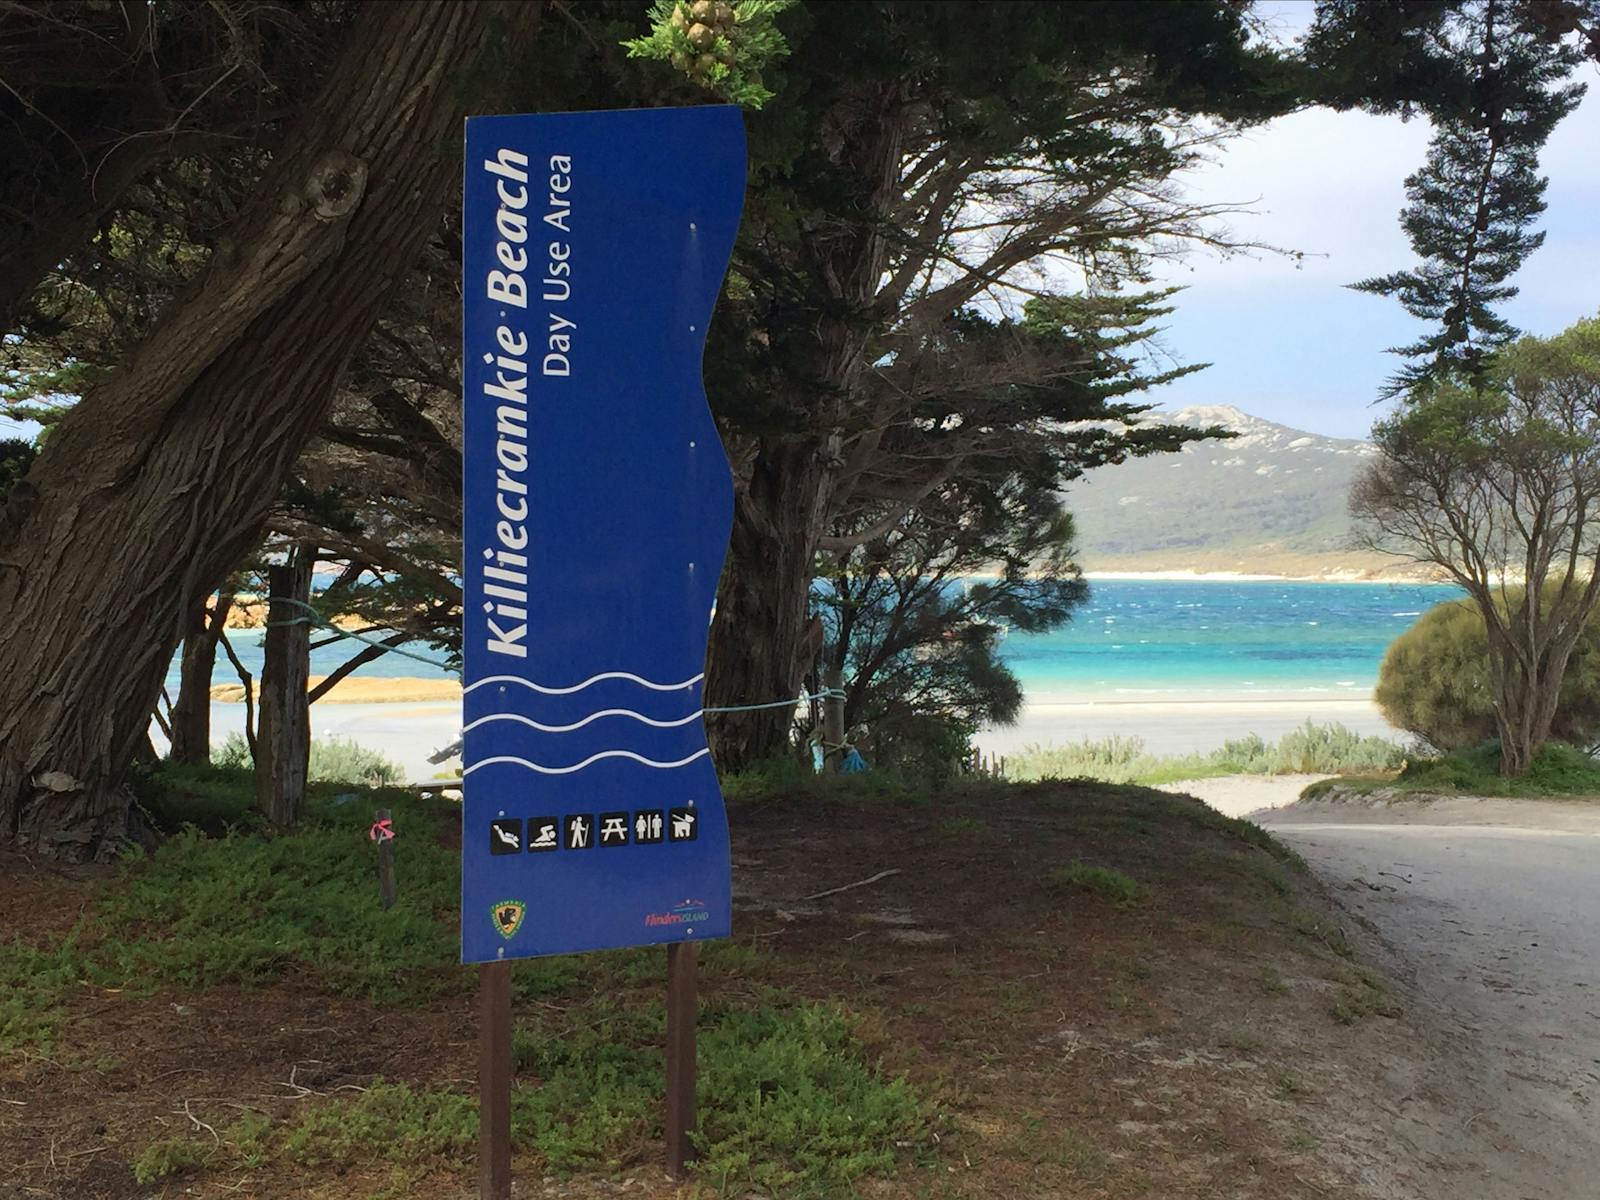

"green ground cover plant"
[18,764,933,1195]
[1010,721,1407,786]
[1303,740,1600,800]
[1048,861,1142,907]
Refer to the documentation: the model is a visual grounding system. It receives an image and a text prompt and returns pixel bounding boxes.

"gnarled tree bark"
[0,0,540,860]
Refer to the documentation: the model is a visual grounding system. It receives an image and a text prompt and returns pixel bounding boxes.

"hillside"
[1067,404,1424,579]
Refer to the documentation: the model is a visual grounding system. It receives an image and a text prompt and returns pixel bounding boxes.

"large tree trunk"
[169,591,234,765]
[256,562,313,827]
[0,1,538,860]
[706,441,831,768]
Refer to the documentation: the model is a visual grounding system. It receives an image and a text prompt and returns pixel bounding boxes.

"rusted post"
[479,960,512,1199]
[665,941,700,1177]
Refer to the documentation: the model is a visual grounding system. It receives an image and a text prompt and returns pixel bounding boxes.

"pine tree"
[1349,0,1583,395]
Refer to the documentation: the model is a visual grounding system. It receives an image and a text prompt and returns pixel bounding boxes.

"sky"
[4,3,1597,446]
[1144,0,1600,439]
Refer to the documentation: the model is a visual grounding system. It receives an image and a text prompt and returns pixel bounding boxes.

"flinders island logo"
[645,899,710,928]
[492,900,527,939]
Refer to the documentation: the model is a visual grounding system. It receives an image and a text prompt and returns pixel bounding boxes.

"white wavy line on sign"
[464,709,704,734]
[464,748,711,776]
[464,672,703,696]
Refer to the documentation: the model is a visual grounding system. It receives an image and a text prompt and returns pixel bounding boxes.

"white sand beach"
[176,690,1401,786]
[975,697,1395,759]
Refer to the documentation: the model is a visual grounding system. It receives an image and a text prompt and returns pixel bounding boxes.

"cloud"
[1144,53,1600,439]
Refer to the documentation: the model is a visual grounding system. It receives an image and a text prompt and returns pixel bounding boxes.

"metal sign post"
[478,961,512,1199]
[664,941,700,1177]
[461,106,745,1194]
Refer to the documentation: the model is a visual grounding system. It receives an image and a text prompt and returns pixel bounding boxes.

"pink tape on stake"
[369,817,396,842]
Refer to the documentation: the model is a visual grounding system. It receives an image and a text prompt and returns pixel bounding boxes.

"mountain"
[1065,404,1418,578]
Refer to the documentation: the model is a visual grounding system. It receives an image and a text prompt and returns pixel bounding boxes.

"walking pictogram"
[565,814,594,850]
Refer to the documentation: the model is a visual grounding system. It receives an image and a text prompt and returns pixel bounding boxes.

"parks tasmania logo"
[492,900,526,939]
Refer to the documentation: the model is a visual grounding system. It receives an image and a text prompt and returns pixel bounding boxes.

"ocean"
[179,580,1459,704]
[1001,579,1460,703]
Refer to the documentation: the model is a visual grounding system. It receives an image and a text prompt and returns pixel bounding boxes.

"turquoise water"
[1001,580,1460,702]
[164,627,455,695]
[175,580,1460,704]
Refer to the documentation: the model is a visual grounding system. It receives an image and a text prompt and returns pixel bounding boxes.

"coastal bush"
[211,732,404,787]
[1008,721,1406,785]
[1306,739,1600,799]
[1376,592,1600,752]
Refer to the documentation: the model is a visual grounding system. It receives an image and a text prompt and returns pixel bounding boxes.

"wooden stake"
[822,664,845,774]
[479,961,512,1200]
[375,808,396,910]
[664,941,699,1178]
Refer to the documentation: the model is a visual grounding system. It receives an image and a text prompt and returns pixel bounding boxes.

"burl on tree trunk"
[0,1,539,860]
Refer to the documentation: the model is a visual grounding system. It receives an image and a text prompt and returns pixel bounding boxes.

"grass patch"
[721,755,927,805]
[0,938,98,1052]
[1011,721,1406,786]
[1048,861,1141,907]
[933,815,987,840]
[1291,908,1355,961]
[142,998,928,1196]
[132,1134,213,1183]
[6,766,588,1036]
[1304,739,1600,800]
[1331,967,1402,1025]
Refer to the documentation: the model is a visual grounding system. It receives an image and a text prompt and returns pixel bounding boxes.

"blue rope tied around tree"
[263,597,846,711]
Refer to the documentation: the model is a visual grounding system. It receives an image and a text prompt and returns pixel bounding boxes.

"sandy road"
[1262,798,1600,1200]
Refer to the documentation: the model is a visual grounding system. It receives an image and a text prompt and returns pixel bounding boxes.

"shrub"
[1010,722,1406,785]
[1376,591,1600,752]
[211,733,404,787]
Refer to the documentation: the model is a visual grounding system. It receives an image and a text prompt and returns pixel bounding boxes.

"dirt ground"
[1263,793,1600,1200]
[0,781,1463,1199]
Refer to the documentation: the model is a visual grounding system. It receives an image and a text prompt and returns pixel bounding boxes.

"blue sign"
[460,107,745,963]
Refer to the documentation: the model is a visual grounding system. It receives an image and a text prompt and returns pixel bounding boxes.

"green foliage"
[883,713,978,791]
[278,1083,477,1167]
[1378,591,1600,751]
[1048,862,1141,907]
[185,997,926,1191]
[696,1003,927,1195]
[1312,739,1600,799]
[212,733,404,787]
[0,436,36,491]
[1331,967,1401,1025]
[106,805,459,1003]
[132,1135,211,1184]
[1010,721,1407,786]
[624,0,794,108]
[0,938,95,1052]
[133,761,259,833]
[1339,1,1585,393]
[818,497,1088,772]
[1357,318,1600,772]
[720,753,813,800]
